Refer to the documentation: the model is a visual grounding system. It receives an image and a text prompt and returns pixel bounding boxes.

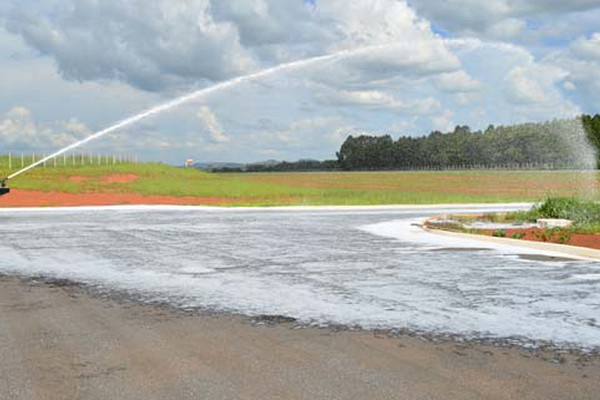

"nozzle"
[1,178,7,188]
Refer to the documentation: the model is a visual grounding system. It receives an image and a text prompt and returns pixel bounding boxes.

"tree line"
[212,114,600,172]
[337,115,600,170]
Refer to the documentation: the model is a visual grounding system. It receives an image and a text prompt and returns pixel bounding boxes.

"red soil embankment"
[0,189,233,207]
[479,227,600,251]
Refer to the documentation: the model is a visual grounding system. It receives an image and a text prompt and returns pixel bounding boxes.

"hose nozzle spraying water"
[0,177,9,196]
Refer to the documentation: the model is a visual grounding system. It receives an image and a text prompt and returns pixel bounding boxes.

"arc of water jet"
[6,43,399,181]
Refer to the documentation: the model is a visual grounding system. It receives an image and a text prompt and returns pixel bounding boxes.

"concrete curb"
[422,224,600,262]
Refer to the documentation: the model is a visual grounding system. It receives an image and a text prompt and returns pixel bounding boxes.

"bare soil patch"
[479,228,600,251]
[102,174,139,184]
[0,189,234,207]
[68,176,92,182]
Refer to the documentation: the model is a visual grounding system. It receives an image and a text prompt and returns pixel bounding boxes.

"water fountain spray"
[0,42,401,190]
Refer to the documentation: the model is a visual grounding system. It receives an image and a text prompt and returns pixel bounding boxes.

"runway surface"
[1,204,599,350]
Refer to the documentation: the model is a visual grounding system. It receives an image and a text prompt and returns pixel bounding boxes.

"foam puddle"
[359,217,589,260]
[0,205,599,351]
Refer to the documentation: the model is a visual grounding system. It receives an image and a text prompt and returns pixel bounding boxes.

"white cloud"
[0,106,91,151]
[501,61,580,120]
[5,1,259,91]
[4,0,460,92]
[562,81,576,91]
[487,18,526,40]
[409,0,600,36]
[434,71,481,93]
[571,33,600,61]
[236,116,350,157]
[544,32,600,110]
[504,66,552,104]
[273,116,344,146]
[432,109,455,132]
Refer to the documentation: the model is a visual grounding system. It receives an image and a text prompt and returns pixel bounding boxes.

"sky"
[1,0,600,164]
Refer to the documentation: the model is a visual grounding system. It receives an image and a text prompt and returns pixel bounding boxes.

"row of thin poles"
[4,153,138,170]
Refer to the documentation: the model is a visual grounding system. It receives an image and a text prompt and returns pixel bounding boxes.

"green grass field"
[1,156,598,206]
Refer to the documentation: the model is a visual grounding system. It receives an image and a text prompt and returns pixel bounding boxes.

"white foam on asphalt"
[0,205,599,350]
[360,217,587,259]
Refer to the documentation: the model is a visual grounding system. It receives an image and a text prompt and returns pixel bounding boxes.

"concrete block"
[537,219,573,229]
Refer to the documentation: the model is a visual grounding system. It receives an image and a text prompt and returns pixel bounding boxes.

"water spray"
[0,42,402,191]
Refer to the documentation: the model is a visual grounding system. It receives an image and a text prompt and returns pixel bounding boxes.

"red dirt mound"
[68,176,91,182]
[102,174,139,184]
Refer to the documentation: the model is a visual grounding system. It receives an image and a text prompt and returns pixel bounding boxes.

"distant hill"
[192,162,247,171]
[193,159,283,172]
